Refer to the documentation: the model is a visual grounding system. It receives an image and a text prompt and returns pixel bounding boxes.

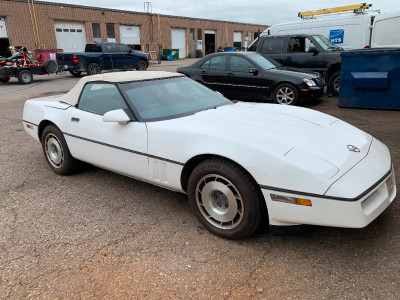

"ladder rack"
[298,3,372,18]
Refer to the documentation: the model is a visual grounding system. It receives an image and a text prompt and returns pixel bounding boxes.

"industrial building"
[0,0,268,58]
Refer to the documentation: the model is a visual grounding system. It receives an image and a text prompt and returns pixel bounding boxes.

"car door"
[65,82,149,181]
[118,44,138,69]
[227,54,267,100]
[105,44,122,70]
[258,37,286,64]
[284,36,325,71]
[199,55,229,95]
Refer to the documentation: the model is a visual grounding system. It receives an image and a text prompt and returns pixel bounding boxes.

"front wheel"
[187,158,265,239]
[136,59,147,71]
[87,62,101,75]
[328,71,340,96]
[273,83,299,105]
[41,125,80,175]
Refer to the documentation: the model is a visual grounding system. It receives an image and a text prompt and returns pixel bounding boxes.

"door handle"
[227,72,234,77]
[201,71,208,75]
[286,57,292,61]
[71,117,80,123]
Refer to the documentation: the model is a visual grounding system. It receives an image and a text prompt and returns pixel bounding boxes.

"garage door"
[171,28,186,58]
[233,31,243,48]
[120,25,141,50]
[0,17,10,57]
[54,21,86,52]
[0,17,8,38]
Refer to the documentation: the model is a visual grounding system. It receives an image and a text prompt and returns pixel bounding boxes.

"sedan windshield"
[313,35,340,51]
[248,54,281,70]
[119,77,232,121]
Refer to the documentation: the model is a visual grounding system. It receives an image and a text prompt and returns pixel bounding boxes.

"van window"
[260,38,284,54]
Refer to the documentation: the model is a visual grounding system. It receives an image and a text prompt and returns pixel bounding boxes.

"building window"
[92,23,102,42]
[70,29,76,33]
[249,32,253,42]
[56,28,62,32]
[106,23,115,40]
[190,28,195,41]
[63,29,69,32]
[197,28,202,40]
[77,29,82,33]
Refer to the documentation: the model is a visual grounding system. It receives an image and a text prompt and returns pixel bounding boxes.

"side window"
[229,56,255,72]
[78,83,128,115]
[305,38,316,52]
[288,37,307,52]
[105,44,118,53]
[260,38,284,54]
[209,56,227,70]
[248,38,259,51]
[117,44,132,53]
[200,59,210,69]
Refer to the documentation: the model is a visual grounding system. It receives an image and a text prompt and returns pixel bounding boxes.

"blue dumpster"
[339,48,400,110]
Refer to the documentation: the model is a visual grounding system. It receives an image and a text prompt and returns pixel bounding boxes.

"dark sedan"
[177,52,326,105]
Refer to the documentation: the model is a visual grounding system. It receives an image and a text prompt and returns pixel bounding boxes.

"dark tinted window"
[229,56,254,72]
[78,83,128,115]
[200,60,210,69]
[85,44,102,52]
[105,44,118,53]
[106,23,115,38]
[209,56,227,70]
[117,44,132,52]
[248,38,259,51]
[260,37,284,54]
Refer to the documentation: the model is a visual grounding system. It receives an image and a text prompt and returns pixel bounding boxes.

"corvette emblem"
[347,145,360,152]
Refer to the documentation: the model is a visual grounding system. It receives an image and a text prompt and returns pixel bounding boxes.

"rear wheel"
[0,76,10,83]
[18,70,33,84]
[328,71,340,96]
[187,158,265,239]
[136,59,147,71]
[273,83,299,105]
[41,125,80,175]
[87,62,101,75]
[69,71,83,77]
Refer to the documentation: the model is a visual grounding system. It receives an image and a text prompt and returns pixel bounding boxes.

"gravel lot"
[0,59,399,299]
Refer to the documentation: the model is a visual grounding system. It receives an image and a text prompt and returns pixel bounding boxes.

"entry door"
[65,83,149,181]
[171,28,186,58]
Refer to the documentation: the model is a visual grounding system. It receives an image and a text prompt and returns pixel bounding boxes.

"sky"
[40,0,399,25]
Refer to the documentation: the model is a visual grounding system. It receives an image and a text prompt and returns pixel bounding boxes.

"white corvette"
[23,71,396,239]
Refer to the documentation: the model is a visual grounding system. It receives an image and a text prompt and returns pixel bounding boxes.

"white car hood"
[148,102,371,184]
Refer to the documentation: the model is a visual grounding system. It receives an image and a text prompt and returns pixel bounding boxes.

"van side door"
[257,37,286,64]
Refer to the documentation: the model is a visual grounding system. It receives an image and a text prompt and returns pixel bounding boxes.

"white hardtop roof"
[60,71,184,106]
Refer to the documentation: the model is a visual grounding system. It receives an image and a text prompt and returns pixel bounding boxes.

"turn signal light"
[270,194,312,207]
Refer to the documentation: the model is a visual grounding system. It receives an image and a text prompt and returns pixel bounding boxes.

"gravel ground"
[0,61,399,299]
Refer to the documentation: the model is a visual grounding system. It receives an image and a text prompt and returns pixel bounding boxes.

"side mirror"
[249,68,259,75]
[102,109,131,125]
[309,46,319,55]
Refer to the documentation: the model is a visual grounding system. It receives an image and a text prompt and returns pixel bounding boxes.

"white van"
[261,11,400,50]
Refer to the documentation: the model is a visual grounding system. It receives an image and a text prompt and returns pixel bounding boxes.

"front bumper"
[262,168,396,228]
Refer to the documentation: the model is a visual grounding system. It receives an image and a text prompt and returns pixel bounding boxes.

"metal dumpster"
[339,48,400,110]
[35,49,63,65]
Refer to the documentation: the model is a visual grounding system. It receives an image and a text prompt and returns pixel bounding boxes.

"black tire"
[328,71,340,96]
[18,70,33,84]
[44,59,58,74]
[136,59,147,71]
[273,83,299,105]
[69,70,83,77]
[187,158,265,239]
[87,62,101,75]
[0,76,10,83]
[41,124,80,175]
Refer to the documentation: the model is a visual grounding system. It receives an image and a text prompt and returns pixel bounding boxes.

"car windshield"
[119,77,232,121]
[248,54,281,69]
[313,35,340,51]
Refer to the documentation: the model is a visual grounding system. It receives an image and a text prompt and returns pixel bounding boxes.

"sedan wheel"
[188,158,265,239]
[41,125,80,175]
[136,59,147,71]
[273,83,298,105]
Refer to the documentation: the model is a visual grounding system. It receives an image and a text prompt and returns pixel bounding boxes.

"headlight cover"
[303,78,316,87]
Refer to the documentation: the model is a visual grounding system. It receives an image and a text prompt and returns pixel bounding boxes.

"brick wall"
[0,0,268,56]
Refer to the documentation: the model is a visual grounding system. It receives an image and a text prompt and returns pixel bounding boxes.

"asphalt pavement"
[0,59,399,299]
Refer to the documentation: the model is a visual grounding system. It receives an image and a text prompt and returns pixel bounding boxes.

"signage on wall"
[197,40,202,50]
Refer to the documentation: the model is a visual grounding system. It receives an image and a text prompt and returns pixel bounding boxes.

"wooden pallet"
[149,51,157,60]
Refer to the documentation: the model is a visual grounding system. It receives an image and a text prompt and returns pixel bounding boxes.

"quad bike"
[0,46,58,84]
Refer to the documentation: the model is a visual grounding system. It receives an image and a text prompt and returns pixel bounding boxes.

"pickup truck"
[56,42,149,76]
[248,34,342,95]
